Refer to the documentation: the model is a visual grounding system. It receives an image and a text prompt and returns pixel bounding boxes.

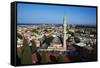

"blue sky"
[17,3,96,25]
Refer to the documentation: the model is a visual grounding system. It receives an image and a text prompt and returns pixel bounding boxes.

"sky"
[17,3,97,25]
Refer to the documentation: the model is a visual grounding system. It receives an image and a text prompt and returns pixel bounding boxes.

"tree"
[44,35,54,45]
[17,47,22,61]
[57,54,64,62]
[91,46,97,60]
[31,40,37,53]
[17,33,23,39]
[67,31,74,36]
[32,29,38,34]
[21,37,32,64]
[40,51,47,63]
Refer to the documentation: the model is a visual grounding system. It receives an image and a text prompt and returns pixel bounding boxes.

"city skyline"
[17,3,96,25]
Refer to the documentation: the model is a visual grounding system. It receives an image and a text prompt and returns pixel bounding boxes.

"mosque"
[39,16,68,51]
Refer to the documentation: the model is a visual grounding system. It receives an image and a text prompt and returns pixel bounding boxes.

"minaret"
[63,16,67,50]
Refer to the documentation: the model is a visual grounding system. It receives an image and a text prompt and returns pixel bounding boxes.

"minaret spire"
[63,16,67,50]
